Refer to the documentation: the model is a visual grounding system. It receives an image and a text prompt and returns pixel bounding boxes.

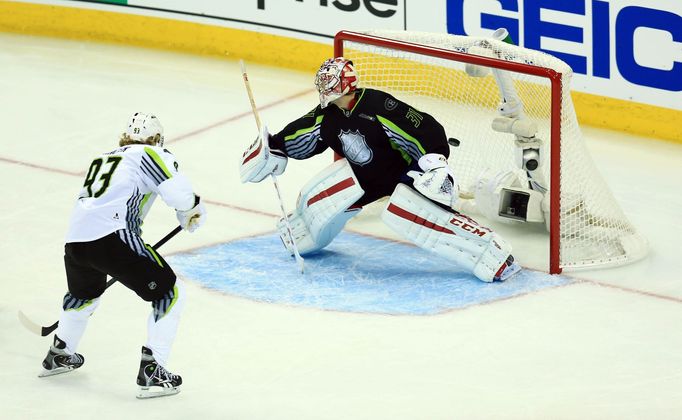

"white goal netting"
[336,30,647,272]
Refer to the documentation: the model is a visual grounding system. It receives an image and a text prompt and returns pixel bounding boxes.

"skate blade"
[136,386,180,399]
[38,366,76,378]
[498,262,522,282]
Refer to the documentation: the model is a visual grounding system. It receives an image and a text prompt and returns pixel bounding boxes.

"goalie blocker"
[240,125,288,183]
[277,159,519,283]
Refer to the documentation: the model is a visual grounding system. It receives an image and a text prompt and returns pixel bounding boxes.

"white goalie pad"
[277,159,364,255]
[381,184,515,282]
[473,169,548,226]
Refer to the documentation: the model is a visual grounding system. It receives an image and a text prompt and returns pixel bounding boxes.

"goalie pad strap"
[278,159,364,255]
[382,184,512,282]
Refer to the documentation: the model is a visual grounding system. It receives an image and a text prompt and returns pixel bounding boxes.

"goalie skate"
[39,335,84,378]
[493,256,522,282]
[136,346,182,399]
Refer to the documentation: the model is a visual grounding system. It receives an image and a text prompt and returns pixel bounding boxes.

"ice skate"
[39,335,84,378]
[494,255,522,282]
[136,346,182,399]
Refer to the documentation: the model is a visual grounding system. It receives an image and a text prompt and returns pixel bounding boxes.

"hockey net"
[335,30,647,273]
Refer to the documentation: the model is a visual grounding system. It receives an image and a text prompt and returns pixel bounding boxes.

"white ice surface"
[1,33,681,419]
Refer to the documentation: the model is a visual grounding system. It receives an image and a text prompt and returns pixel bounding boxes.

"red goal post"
[333,30,647,274]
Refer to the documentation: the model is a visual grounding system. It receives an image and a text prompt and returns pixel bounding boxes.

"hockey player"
[240,57,520,282]
[39,113,206,399]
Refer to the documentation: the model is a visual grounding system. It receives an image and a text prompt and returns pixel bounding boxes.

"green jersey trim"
[348,88,366,115]
[377,115,426,164]
[388,140,413,164]
[144,147,173,178]
[145,244,164,267]
[284,115,324,142]
[163,285,180,318]
[67,299,94,312]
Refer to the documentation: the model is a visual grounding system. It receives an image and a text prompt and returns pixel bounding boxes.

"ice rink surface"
[1,33,681,419]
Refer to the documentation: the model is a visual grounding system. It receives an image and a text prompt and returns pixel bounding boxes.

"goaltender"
[240,57,520,283]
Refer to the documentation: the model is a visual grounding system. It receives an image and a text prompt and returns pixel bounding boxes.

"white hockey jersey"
[65,144,195,243]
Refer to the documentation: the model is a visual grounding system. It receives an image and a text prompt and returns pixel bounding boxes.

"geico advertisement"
[444,0,682,110]
[63,0,682,109]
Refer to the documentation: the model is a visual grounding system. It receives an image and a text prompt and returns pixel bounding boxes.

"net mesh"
[338,30,647,270]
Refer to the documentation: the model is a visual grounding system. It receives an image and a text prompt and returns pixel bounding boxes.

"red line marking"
[202,199,278,219]
[5,145,682,307]
[166,88,315,145]
[343,227,682,307]
[0,156,83,177]
[0,88,315,221]
[570,277,682,304]
[4,86,681,306]
[0,158,280,220]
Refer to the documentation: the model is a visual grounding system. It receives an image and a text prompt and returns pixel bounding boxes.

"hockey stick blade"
[18,225,183,337]
[18,310,57,337]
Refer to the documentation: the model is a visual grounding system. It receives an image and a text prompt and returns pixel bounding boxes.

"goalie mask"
[125,112,165,147]
[314,57,358,109]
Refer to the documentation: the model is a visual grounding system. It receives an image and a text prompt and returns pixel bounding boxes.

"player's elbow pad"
[157,174,196,211]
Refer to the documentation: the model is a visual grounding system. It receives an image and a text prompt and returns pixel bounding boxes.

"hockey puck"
[448,138,461,147]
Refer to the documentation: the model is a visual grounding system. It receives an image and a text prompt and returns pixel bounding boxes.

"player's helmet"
[314,57,358,108]
[125,112,164,146]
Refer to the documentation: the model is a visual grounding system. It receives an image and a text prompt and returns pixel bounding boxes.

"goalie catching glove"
[176,195,206,233]
[407,153,459,208]
[240,124,288,183]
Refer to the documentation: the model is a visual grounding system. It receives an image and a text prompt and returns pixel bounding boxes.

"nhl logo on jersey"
[384,98,398,111]
[338,129,373,166]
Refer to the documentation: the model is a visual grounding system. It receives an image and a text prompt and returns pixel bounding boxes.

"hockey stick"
[18,225,183,337]
[239,59,305,273]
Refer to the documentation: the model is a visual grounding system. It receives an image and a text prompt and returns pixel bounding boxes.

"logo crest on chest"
[338,129,373,166]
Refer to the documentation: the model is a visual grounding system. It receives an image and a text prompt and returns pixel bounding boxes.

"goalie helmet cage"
[334,30,648,274]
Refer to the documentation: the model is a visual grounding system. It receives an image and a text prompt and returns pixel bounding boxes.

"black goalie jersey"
[269,88,449,206]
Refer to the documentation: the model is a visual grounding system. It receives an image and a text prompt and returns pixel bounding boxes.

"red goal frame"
[334,30,564,274]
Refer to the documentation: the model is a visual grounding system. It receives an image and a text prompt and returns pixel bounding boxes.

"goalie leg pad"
[381,184,515,282]
[277,159,364,255]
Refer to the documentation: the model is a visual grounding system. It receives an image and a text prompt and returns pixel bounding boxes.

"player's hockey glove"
[407,153,459,208]
[240,124,288,183]
[176,195,206,233]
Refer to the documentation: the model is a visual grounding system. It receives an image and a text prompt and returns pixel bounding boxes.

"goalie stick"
[239,59,305,273]
[18,225,183,337]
